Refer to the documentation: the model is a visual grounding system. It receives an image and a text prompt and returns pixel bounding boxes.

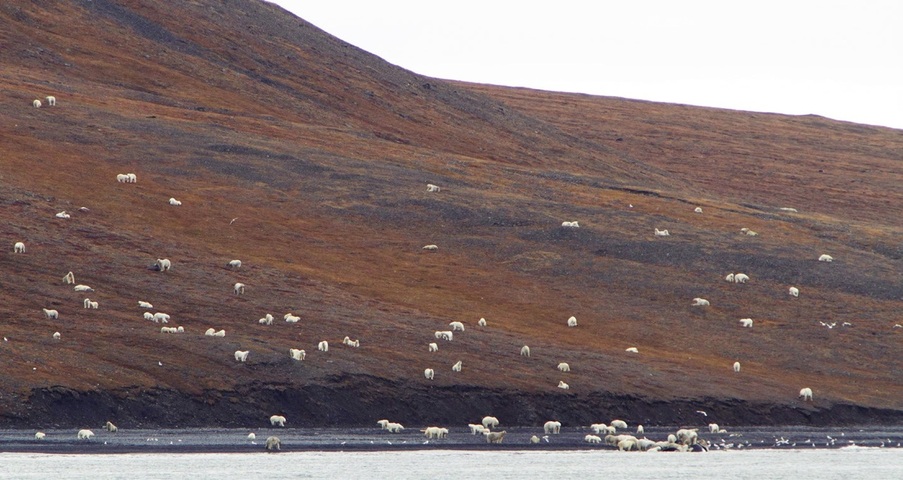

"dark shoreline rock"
[6,376,903,430]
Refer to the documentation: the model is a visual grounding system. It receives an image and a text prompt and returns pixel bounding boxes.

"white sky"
[270,1,903,130]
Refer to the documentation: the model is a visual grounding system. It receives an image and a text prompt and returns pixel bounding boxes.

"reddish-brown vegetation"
[1,0,901,428]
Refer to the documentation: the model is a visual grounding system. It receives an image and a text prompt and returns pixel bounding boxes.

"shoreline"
[3,425,902,454]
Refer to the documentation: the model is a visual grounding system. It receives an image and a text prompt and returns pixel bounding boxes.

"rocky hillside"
[1,0,902,429]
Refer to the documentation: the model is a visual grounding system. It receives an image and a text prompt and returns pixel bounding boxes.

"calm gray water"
[1,448,901,480]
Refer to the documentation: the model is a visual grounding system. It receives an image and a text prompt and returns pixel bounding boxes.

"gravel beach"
[3,426,902,454]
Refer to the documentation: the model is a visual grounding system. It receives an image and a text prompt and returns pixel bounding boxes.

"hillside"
[1,0,902,429]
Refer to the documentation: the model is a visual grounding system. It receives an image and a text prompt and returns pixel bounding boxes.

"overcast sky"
[270,1,903,130]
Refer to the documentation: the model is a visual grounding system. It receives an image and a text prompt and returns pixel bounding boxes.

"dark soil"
[13,376,903,431]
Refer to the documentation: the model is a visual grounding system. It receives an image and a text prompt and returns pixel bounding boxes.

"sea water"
[1,448,901,480]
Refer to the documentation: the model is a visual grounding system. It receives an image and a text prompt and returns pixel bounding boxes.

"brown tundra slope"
[1,0,902,429]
